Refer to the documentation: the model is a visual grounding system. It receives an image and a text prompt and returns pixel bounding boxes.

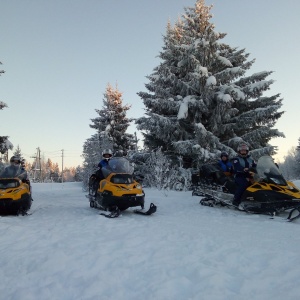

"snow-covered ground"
[1,181,300,300]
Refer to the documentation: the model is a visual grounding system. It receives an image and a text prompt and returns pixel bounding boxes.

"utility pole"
[39,148,42,181]
[32,147,41,182]
[61,149,64,183]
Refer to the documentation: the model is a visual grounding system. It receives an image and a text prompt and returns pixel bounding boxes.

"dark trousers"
[233,176,250,204]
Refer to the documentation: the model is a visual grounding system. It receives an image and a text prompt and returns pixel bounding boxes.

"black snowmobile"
[193,155,300,221]
[87,157,156,218]
[0,164,32,215]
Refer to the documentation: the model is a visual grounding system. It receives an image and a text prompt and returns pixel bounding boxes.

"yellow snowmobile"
[88,157,156,218]
[193,155,300,221]
[0,164,32,215]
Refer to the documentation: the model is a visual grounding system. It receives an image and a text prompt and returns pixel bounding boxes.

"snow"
[1,181,300,300]
[206,75,216,86]
[216,92,232,103]
[177,96,190,119]
[216,55,233,67]
[5,139,13,150]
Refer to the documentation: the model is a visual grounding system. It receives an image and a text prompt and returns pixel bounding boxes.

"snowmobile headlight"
[135,184,142,189]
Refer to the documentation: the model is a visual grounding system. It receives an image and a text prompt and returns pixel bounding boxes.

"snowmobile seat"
[222,179,236,194]
[200,163,230,185]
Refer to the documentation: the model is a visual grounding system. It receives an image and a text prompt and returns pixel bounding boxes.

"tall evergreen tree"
[90,83,135,154]
[136,0,284,167]
[0,62,13,156]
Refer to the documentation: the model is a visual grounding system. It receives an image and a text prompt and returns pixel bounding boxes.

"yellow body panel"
[98,173,143,197]
[246,180,300,199]
[0,184,30,201]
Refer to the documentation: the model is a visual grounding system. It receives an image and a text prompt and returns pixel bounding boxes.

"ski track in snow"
[0,182,300,300]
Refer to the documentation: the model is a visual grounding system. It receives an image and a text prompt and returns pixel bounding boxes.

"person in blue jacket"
[218,152,233,173]
[96,149,113,182]
[232,143,256,207]
[90,149,113,196]
[98,149,113,170]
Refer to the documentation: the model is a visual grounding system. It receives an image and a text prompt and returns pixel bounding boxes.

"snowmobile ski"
[100,206,121,218]
[99,203,157,218]
[287,206,300,222]
[133,203,157,215]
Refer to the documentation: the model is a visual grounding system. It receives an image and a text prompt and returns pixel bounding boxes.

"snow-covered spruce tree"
[136,0,284,168]
[90,83,135,154]
[0,62,13,157]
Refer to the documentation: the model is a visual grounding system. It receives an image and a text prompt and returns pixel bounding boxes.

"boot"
[232,198,240,207]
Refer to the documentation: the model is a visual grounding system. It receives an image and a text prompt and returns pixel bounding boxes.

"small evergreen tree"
[74,165,83,182]
[141,148,191,191]
[90,83,135,154]
[136,0,284,168]
[13,145,22,158]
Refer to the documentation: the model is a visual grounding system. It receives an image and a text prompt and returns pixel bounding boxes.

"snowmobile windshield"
[256,156,287,186]
[0,164,24,179]
[101,157,134,178]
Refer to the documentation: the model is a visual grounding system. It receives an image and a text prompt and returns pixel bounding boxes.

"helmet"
[220,151,228,158]
[10,156,21,164]
[114,150,124,157]
[102,149,113,159]
[237,143,249,156]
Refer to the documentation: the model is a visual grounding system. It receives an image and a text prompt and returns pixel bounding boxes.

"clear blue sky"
[1,0,299,168]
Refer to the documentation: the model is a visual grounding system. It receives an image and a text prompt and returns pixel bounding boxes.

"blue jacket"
[98,159,109,169]
[218,160,233,173]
